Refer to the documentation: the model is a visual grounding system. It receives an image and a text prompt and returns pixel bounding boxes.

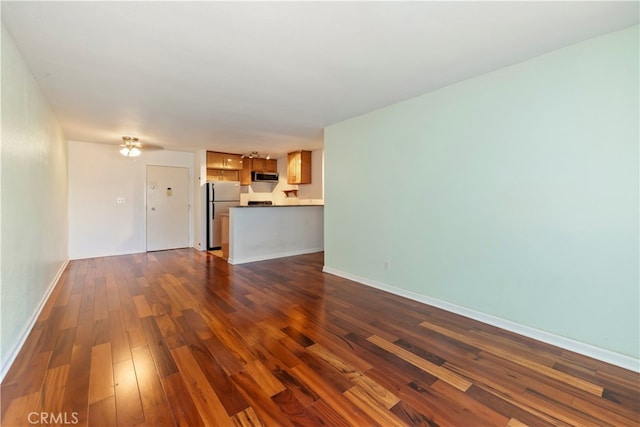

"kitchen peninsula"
[226,204,323,264]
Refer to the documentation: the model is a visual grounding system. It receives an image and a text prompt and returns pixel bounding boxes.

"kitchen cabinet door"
[265,159,277,172]
[287,151,311,184]
[240,158,251,185]
[251,158,277,172]
[207,152,242,170]
[226,154,243,170]
[252,158,266,171]
[207,169,239,181]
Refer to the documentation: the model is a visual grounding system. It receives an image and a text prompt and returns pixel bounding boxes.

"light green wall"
[1,25,68,374]
[325,26,639,358]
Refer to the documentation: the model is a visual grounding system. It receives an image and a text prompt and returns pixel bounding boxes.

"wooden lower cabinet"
[220,214,229,260]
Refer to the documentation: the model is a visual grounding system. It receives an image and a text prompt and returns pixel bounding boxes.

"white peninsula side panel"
[228,206,324,265]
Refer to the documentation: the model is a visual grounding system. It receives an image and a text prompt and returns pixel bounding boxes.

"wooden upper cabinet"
[287,150,311,184]
[252,158,265,172]
[265,159,277,173]
[227,155,242,170]
[210,150,279,185]
[240,158,278,185]
[207,169,240,182]
[207,151,242,170]
[207,150,243,182]
[252,158,277,173]
[240,158,252,185]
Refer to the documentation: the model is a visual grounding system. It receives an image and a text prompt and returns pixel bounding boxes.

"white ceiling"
[2,1,638,157]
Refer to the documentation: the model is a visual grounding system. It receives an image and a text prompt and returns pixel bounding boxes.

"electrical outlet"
[116,197,125,204]
[384,260,390,270]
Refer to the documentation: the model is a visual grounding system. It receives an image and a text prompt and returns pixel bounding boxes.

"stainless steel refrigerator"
[206,181,240,250]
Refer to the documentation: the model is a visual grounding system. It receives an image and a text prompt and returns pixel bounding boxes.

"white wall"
[1,25,69,378]
[228,206,324,264]
[324,26,639,363]
[68,141,194,259]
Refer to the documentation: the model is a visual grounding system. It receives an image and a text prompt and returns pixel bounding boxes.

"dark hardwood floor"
[2,249,638,426]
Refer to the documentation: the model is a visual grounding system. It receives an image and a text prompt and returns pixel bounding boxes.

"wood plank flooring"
[2,249,638,426]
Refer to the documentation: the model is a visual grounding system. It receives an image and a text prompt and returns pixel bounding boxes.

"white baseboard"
[229,248,323,265]
[1,259,69,382]
[322,266,640,373]
[69,249,146,260]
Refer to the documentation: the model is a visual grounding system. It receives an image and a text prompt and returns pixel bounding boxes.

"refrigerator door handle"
[211,184,215,220]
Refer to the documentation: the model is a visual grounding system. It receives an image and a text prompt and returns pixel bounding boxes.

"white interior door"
[146,165,189,251]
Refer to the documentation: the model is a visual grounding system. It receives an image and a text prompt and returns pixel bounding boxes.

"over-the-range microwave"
[251,171,279,182]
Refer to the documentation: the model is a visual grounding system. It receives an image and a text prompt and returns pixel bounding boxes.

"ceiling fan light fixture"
[120,135,142,157]
[120,146,141,157]
[242,151,270,160]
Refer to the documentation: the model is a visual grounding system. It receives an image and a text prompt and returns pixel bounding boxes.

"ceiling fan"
[119,136,163,157]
